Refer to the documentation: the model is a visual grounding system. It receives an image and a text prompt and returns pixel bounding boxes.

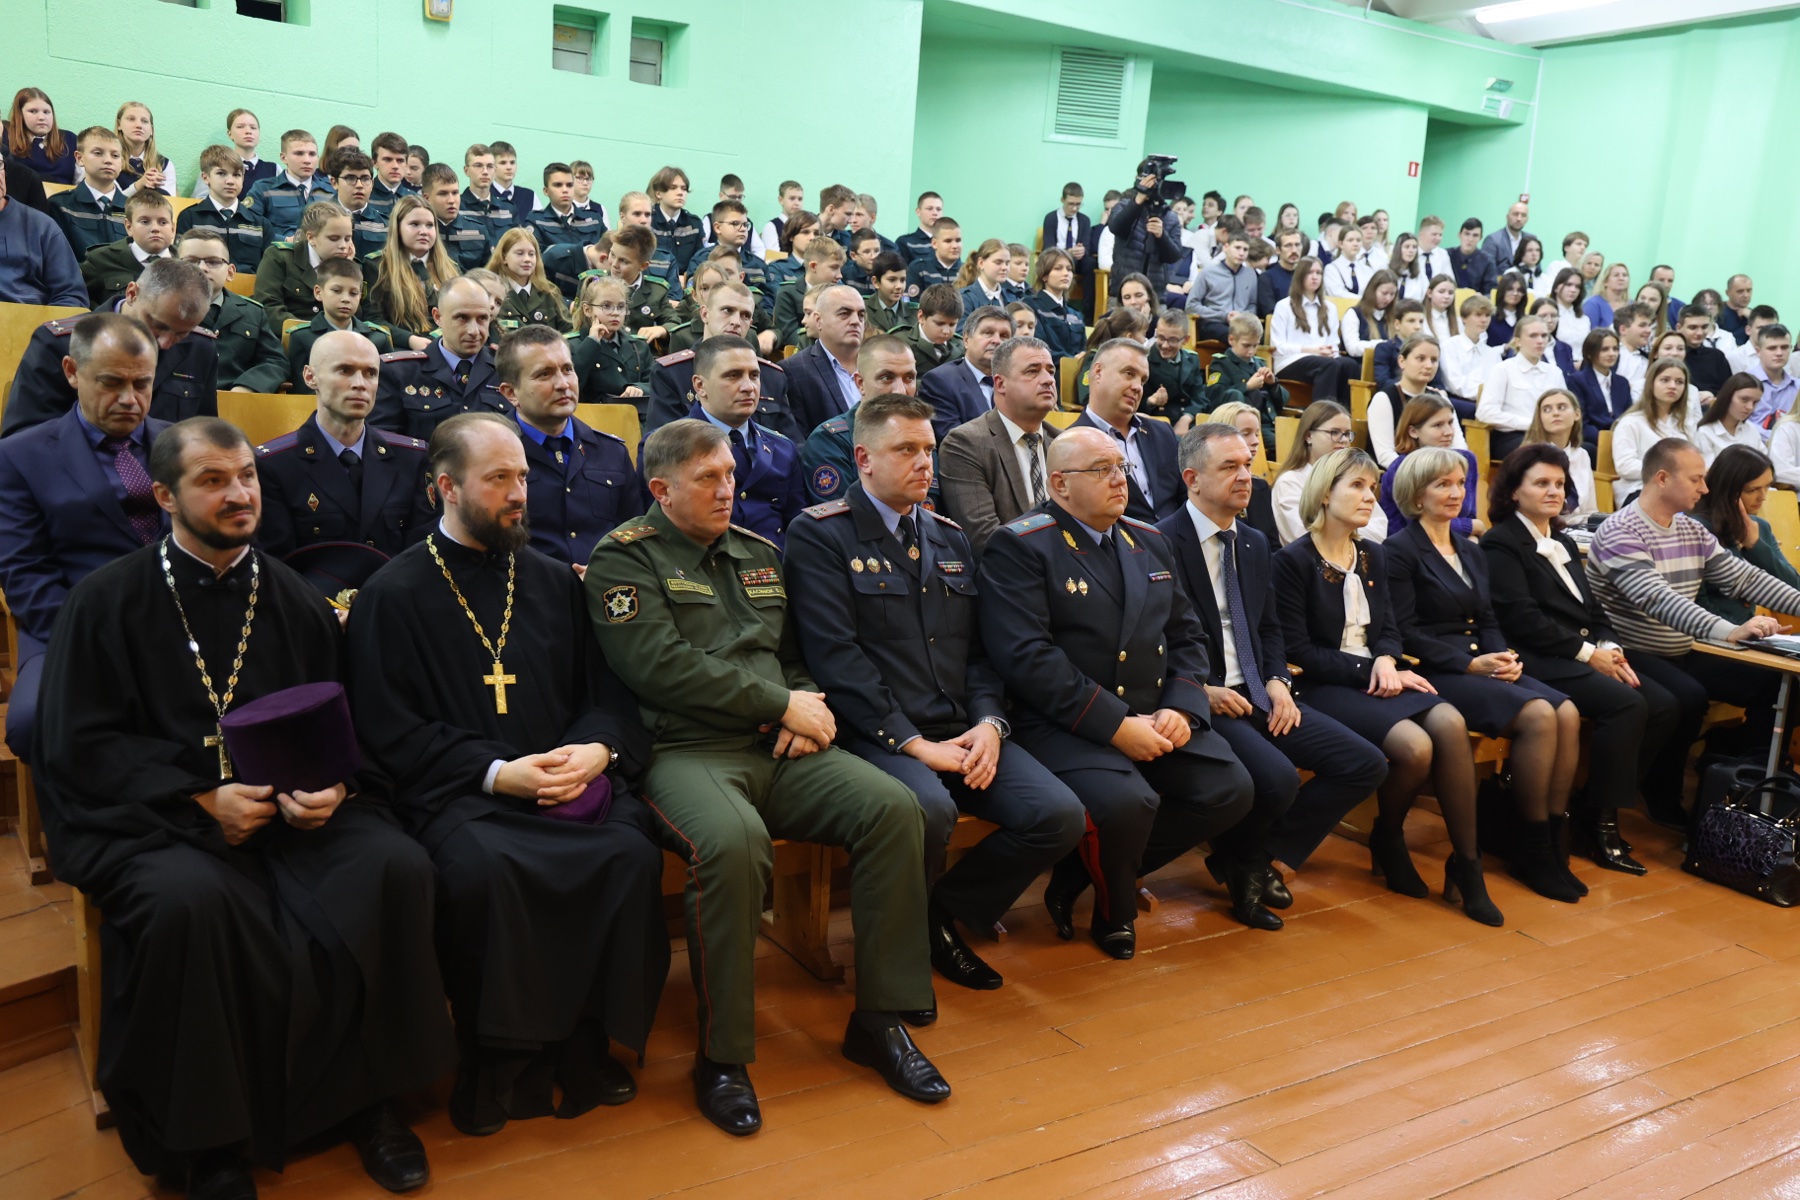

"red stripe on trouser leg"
[1076,813,1109,923]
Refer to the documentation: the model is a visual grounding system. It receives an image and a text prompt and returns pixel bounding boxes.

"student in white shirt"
[1423,275,1459,347]
[1649,329,1710,413]
[1322,227,1371,299]
[1271,400,1388,545]
[1512,234,1547,297]
[1442,295,1503,399]
[1549,269,1590,369]
[1524,388,1596,522]
[1387,232,1428,302]
[1269,257,1361,406]
[1609,303,1655,398]
[1697,373,1770,466]
[1538,231,1588,291]
[1609,358,1697,503]
[1479,315,1567,460]
[1356,216,1388,270]
[1342,272,1398,358]
[1369,335,1468,469]
[1530,296,1577,376]
[1416,216,1454,284]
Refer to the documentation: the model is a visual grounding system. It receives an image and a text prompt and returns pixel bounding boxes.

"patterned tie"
[101,436,162,545]
[1216,528,1270,712]
[1021,431,1046,505]
[340,448,363,495]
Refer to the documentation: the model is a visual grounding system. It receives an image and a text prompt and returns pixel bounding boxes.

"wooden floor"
[3,809,1799,1200]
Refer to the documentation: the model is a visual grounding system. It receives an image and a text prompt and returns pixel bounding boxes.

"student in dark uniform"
[286,257,394,393]
[608,225,678,345]
[648,165,705,280]
[2,88,77,183]
[497,325,643,570]
[176,145,266,273]
[570,276,655,416]
[865,251,915,334]
[365,131,418,224]
[487,142,534,225]
[177,229,287,394]
[49,127,129,261]
[325,149,388,261]
[1157,424,1387,918]
[4,259,219,436]
[706,199,775,316]
[1024,249,1084,361]
[978,427,1255,960]
[903,219,963,302]
[257,330,434,557]
[774,237,846,351]
[895,192,942,264]
[372,277,510,441]
[245,129,335,245]
[841,229,883,299]
[645,281,795,442]
[541,236,606,302]
[457,143,517,247]
[673,336,805,549]
[765,209,819,291]
[79,190,176,306]
[255,199,357,329]
[786,394,1086,991]
[421,162,493,273]
[526,163,604,252]
[1145,311,1207,424]
[894,284,965,380]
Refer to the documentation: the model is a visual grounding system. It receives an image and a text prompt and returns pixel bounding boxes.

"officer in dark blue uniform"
[675,335,804,550]
[2,261,219,437]
[785,394,1085,994]
[644,282,797,443]
[256,328,435,557]
[800,333,921,503]
[977,426,1254,960]
[494,325,644,569]
[371,277,510,441]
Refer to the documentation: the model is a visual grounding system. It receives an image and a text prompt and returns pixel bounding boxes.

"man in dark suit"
[917,304,1012,443]
[257,329,437,559]
[1042,185,1092,306]
[370,277,510,441]
[1075,339,1184,523]
[786,394,1084,994]
[643,281,797,443]
[1447,218,1498,296]
[679,335,805,550]
[1157,424,1387,921]
[939,336,1061,553]
[3,258,219,437]
[0,313,171,759]
[783,284,868,437]
[979,426,1254,959]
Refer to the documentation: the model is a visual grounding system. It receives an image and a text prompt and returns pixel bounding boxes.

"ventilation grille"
[1052,48,1130,141]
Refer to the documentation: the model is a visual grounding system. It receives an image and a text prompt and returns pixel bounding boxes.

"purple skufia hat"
[542,775,613,824]
[220,682,363,794]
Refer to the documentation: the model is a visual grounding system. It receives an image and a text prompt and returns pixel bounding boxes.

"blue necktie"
[729,428,751,483]
[1217,528,1269,712]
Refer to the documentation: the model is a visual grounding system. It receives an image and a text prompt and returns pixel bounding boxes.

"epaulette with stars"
[923,509,961,530]
[39,317,76,337]
[730,524,781,552]
[607,523,659,544]
[371,428,428,451]
[255,431,302,456]
[1001,512,1056,536]
[380,350,427,363]
[656,349,696,367]
[802,499,850,520]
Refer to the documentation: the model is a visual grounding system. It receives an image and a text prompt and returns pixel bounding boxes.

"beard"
[177,501,258,550]
[463,497,531,554]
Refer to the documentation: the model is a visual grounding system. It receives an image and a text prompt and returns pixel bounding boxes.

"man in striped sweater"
[1587,436,1800,824]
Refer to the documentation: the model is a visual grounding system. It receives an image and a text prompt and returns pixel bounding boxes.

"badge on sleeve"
[812,464,841,496]
[602,585,638,622]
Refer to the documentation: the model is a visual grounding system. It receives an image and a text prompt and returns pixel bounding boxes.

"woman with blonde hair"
[366,195,460,349]
[1272,447,1499,924]
[487,227,571,332]
[1272,400,1388,545]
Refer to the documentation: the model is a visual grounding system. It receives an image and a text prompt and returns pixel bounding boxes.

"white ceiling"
[1340,0,1800,46]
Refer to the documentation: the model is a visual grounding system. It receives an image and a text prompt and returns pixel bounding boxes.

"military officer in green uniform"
[589,419,949,1138]
[177,229,289,393]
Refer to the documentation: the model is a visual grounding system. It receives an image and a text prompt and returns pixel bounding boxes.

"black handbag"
[1682,769,1800,907]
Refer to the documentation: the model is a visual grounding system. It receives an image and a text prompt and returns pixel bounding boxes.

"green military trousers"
[642,738,933,1063]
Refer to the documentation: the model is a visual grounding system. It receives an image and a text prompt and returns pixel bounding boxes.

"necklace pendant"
[484,660,517,714]
[204,729,232,780]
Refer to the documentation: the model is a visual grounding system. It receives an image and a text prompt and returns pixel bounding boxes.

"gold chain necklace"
[426,533,518,713]
[160,537,260,781]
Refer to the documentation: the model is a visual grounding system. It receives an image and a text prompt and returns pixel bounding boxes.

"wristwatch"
[980,716,1010,740]
[603,744,620,772]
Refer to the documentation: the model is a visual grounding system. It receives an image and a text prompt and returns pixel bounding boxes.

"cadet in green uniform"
[589,419,947,1137]
[254,200,356,328]
[864,251,915,333]
[80,191,177,305]
[1145,310,1207,422]
[773,238,846,350]
[569,276,654,415]
[285,257,394,392]
[893,284,965,378]
[1202,314,1288,446]
[177,229,288,393]
[608,226,677,344]
[489,228,574,332]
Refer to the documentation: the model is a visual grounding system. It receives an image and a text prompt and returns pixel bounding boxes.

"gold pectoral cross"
[484,661,517,714]
[204,728,232,780]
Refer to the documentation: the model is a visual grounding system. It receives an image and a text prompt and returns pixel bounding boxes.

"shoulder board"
[1002,512,1057,536]
[372,429,428,451]
[924,509,962,531]
[241,196,253,209]
[803,499,851,520]
[606,523,659,544]
[272,240,296,251]
[1119,516,1162,535]
[757,358,785,373]
[39,318,76,337]
[730,523,782,552]
[234,293,265,309]
[381,350,427,363]
[583,425,628,447]
[256,431,301,456]
[363,248,384,261]
[187,326,218,340]
[657,349,696,367]
[577,268,605,282]
[819,415,851,435]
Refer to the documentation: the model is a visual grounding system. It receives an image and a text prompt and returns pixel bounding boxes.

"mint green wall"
[1421,10,1800,308]
[1145,70,1430,236]
[6,0,922,229]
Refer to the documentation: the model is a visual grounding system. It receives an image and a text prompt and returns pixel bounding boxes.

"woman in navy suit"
[1272,448,1501,926]
[1568,327,1631,451]
[1385,448,1586,904]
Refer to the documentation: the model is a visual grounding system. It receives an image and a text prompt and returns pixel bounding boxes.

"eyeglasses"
[586,302,628,314]
[183,256,229,269]
[335,173,372,184]
[1314,428,1355,443]
[1059,464,1130,481]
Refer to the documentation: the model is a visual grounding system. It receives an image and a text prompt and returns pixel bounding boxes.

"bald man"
[257,329,436,558]
[371,276,511,440]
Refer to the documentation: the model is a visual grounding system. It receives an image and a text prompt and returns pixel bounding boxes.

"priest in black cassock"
[34,418,455,1200]
[345,409,667,1139]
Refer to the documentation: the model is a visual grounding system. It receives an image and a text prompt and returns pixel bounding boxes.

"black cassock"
[345,534,667,1122]
[34,543,455,1176]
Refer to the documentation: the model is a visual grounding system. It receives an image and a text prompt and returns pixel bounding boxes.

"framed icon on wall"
[425,0,453,21]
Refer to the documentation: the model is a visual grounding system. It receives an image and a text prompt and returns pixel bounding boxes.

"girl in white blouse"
[1525,388,1596,522]
[1549,269,1590,369]
[1368,335,1467,468]
[1272,400,1389,545]
[1323,227,1371,298]
[1442,297,1503,399]
[1270,257,1361,406]
[1609,358,1697,503]
[1424,275,1459,347]
[1696,373,1768,466]
[1342,272,1398,358]
[1388,232,1428,302]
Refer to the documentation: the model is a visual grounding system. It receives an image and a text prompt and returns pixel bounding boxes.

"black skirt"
[1298,681,1447,745]
[1421,671,1567,736]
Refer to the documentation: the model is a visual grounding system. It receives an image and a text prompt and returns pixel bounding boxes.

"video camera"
[1135,154,1186,217]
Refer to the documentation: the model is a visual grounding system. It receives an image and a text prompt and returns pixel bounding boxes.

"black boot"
[1369,818,1428,898]
[1571,807,1646,875]
[1205,854,1282,930]
[1042,856,1089,941]
[1548,812,1588,896]
[1506,819,1582,903]
[1442,853,1504,927]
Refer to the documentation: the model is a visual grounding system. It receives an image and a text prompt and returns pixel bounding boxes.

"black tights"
[1378,705,1478,857]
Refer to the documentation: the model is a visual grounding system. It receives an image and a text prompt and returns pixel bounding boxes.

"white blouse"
[1610,409,1696,492]
[1555,303,1591,367]
[1563,442,1597,521]
[1768,419,1800,487]
[1695,418,1766,465]
[1367,389,1470,469]
[1340,564,1373,658]
[1270,299,1338,373]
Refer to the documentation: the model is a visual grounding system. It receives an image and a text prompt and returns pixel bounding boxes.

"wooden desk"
[1689,639,1800,775]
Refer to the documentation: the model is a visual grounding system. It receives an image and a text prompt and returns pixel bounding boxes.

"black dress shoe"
[1042,859,1088,941]
[693,1055,761,1136]
[447,1060,506,1137]
[345,1101,430,1194]
[188,1151,256,1200]
[1206,854,1285,930]
[1089,918,1136,960]
[1572,808,1647,875]
[928,905,1003,990]
[900,1006,938,1027]
[1261,868,1294,910]
[842,1015,951,1103]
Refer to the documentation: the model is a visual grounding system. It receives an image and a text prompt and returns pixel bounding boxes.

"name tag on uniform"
[666,578,714,595]
[743,585,785,599]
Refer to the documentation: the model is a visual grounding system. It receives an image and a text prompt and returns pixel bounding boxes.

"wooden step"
[0,832,74,1077]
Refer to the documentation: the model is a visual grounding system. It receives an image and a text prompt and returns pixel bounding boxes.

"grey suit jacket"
[938,407,1060,553]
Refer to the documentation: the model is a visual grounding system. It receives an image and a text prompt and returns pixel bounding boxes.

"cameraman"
[1105,165,1183,300]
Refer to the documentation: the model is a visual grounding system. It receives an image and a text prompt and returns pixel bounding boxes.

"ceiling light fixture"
[1472,0,1615,23]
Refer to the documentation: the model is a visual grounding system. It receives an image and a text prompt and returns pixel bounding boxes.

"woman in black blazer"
[1481,444,1681,873]
[1272,448,1501,926]
[1384,448,1584,904]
